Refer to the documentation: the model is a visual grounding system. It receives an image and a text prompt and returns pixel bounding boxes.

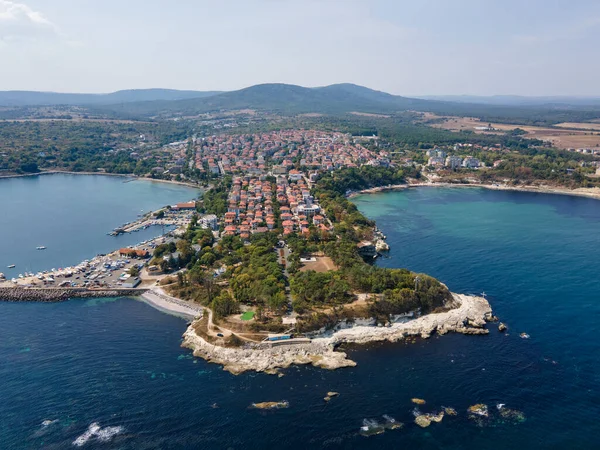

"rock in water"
[382,415,403,430]
[250,401,289,410]
[414,415,432,428]
[497,405,526,423]
[467,404,489,419]
[498,322,507,332]
[414,411,444,428]
[324,391,340,402]
[411,398,426,405]
[442,406,458,416]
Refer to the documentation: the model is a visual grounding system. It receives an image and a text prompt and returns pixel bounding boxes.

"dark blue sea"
[1,186,600,449]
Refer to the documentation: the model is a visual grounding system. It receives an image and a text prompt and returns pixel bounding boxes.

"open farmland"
[555,122,600,131]
[425,115,600,149]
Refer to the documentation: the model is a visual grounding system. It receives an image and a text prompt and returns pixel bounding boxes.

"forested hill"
[0,89,220,107]
[97,83,600,124]
[3,83,600,125]
[95,83,442,117]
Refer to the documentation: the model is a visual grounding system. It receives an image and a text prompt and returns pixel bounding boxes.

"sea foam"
[72,422,124,447]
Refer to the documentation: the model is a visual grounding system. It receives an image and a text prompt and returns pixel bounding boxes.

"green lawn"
[240,311,255,321]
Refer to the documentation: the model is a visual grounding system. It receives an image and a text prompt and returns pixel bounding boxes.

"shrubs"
[211,291,239,319]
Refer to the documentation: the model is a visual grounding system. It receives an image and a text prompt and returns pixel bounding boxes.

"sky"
[1,0,599,96]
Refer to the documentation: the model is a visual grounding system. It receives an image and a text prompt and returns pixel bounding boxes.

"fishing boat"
[36,246,47,250]
[7,264,16,269]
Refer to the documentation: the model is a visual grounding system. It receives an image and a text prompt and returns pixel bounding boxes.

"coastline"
[350,181,600,201]
[140,288,203,320]
[0,170,203,190]
[181,293,492,375]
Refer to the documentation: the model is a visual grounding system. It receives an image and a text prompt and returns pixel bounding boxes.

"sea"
[1,183,599,449]
[0,174,200,273]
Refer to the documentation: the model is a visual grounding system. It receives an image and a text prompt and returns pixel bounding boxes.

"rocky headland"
[181,293,492,375]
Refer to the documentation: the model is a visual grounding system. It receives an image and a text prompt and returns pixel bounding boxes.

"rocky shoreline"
[181,293,492,375]
[0,287,147,302]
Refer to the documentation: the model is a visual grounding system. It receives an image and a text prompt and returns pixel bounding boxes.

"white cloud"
[0,0,60,41]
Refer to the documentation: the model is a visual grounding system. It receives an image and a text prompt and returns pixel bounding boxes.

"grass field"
[240,311,255,321]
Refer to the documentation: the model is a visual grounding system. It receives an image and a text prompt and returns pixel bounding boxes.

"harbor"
[108,203,197,236]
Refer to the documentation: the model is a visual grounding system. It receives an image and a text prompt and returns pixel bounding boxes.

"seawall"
[0,287,147,302]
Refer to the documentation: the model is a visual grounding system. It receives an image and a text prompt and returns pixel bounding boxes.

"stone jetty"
[0,287,147,302]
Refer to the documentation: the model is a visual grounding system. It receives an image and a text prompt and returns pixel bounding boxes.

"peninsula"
[7,120,600,375]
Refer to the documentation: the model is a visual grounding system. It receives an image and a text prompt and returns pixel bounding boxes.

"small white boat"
[36,246,47,250]
[7,264,16,269]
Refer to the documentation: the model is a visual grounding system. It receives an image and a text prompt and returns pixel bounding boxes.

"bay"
[0,174,200,273]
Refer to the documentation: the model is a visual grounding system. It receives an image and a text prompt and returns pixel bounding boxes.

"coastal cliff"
[181,293,492,375]
[0,287,147,302]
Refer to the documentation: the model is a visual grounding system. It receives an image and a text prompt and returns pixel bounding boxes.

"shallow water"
[0,174,199,273]
[1,187,599,449]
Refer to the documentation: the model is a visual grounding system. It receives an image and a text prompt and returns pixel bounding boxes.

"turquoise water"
[1,186,599,448]
[0,174,199,273]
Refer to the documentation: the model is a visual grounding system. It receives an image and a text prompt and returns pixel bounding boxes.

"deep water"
[1,187,599,449]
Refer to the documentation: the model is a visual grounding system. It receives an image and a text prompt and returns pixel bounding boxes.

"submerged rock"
[497,405,526,423]
[442,406,458,416]
[411,398,426,405]
[360,419,385,437]
[382,415,403,430]
[250,401,289,410]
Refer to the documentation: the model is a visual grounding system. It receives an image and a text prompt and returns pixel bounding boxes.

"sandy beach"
[0,170,203,190]
[350,181,600,201]
[140,288,203,320]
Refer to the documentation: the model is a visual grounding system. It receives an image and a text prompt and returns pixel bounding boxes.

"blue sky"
[1,0,599,95]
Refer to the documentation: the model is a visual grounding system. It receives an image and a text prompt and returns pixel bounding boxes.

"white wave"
[72,422,124,447]
[73,423,101,447]
[97,426,124,442]
[41,419,58,427]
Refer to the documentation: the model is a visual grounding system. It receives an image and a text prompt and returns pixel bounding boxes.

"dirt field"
[299,256,337,273]
[555,122,600,131]
[350,111,391,118]
[426,115,600,149]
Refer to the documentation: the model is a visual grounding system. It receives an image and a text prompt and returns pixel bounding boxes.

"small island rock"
[324,392,340,402]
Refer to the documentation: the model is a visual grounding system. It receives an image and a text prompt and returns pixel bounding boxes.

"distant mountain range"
[97,83,450,117]
[417,95,600,107]
[2,83,600,124]
[0,89,221,107]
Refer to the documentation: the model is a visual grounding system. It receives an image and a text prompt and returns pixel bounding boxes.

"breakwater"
[0,287,147,302]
